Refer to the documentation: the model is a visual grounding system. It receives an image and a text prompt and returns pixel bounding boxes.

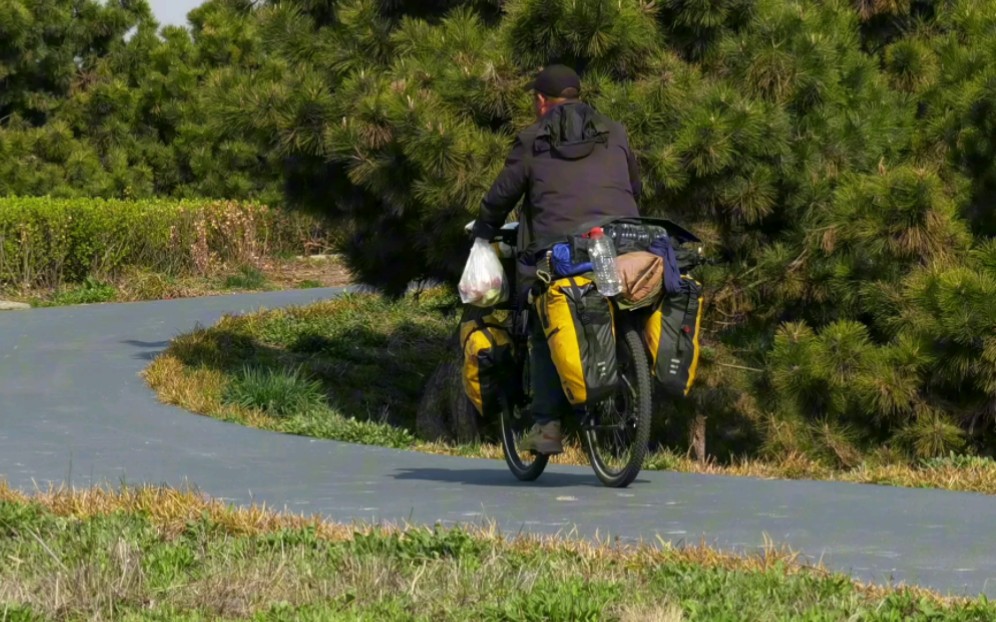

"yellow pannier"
[644,276,703,397]
[460,306,514,416]
[534,275,618,406]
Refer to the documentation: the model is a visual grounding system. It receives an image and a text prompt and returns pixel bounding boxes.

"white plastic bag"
[458,238,508,307]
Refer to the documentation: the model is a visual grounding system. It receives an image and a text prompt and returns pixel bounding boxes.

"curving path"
[1,288,995,598]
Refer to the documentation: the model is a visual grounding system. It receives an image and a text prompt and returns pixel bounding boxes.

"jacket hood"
[534,102,609,160]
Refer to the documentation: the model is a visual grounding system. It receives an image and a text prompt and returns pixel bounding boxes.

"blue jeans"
[528,309,574,425]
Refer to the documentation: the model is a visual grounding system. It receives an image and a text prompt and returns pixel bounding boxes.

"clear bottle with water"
[588,227,622,296]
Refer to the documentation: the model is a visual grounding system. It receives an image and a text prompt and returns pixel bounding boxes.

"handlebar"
[464,219,719,267]
[465,220,520,251]
[465,220,519,236]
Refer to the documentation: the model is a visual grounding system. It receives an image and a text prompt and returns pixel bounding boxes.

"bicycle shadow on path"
[122,339,172,361]
[393,467,651,489]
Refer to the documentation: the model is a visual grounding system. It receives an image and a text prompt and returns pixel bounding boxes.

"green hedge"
[0,197,331,288]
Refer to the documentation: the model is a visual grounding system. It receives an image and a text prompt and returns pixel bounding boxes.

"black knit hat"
[526,64,582,98]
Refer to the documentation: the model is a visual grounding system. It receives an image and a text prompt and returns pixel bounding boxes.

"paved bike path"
[1,288,994,598]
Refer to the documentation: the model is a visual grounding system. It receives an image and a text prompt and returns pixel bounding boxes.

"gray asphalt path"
[1,289,994,598]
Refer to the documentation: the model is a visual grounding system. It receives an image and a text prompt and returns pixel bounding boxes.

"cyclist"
[468,64,643,455]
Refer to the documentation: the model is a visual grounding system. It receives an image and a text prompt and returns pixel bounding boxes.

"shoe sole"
[530,440,564,455]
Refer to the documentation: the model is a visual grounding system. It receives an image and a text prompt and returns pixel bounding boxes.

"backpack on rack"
[534,274,618,406]
[546,216,701,299]
[643,276,704,398]
[460,306,516,416]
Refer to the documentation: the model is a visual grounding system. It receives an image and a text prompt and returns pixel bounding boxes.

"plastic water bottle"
[588,227,622,296]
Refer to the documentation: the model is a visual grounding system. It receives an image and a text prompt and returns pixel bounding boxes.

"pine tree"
[10,0,996,459]
[0,0,156,127]
[200,0,996,457]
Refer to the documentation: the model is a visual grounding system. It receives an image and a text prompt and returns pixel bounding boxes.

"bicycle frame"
[489,240,638,430]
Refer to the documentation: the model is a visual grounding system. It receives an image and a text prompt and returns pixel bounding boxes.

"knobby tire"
[583,323,653,488]
[499,358,549,482]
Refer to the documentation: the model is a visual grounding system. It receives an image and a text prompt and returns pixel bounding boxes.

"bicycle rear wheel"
[582,322,652,488]
[499,356,549,481]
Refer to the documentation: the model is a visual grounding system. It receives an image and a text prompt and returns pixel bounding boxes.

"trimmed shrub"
[0,197,331,287]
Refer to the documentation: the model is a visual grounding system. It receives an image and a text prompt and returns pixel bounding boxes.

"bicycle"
[466,217,702,488]
[498,305,653,489]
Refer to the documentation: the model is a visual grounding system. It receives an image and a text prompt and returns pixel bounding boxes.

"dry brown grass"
[0,481,830,583]
[144,354,274,430]
[618,603,686,622]
[640,452,996,495]
[839,460,996,495]
[4,481,992,622]
[254,254,354,290]
[0,480,964,607]
[2,255,353,307]
[0,481,352,541]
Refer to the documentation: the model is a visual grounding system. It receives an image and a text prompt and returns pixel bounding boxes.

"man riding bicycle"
[469,64,644,456]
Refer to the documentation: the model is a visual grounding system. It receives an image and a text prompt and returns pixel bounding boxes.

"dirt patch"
[255,255,354,289]
[1,255,357,307]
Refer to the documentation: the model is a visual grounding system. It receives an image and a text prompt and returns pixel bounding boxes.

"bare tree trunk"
[416,355,458,442]
[448,370,480,444]
[689,414,707,463]
[415,331,480,444]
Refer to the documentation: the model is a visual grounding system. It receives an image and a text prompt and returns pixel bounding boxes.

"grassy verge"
[144,292,996,496]
[1,482,992,621]
[145,289,457,444]
[3,255,353,308]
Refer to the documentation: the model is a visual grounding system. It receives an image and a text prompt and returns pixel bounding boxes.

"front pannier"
[460,306,515,416]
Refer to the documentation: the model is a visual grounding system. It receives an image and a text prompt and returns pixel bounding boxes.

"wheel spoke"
[620,375,636,399]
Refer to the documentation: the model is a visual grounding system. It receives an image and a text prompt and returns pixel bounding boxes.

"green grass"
[222,365,327,418]
[32,277,118,307]
[223,265,269,290]
[276,410,417,448]
[147,289,454,449]
[1,484,994,621]
[213,363,417,448]
[152,289,456,429]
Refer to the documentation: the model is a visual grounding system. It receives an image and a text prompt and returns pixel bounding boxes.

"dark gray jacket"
[472,102,642,253]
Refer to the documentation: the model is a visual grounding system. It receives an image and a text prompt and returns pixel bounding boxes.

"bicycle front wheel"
[582,322,653,488]
[499,356,549,481]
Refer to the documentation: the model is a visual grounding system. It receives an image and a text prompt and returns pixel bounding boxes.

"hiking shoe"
[519,420,564,455]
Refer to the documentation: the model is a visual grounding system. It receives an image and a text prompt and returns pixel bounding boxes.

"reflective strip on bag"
[645,304,663,368]
[684,287,705,395]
